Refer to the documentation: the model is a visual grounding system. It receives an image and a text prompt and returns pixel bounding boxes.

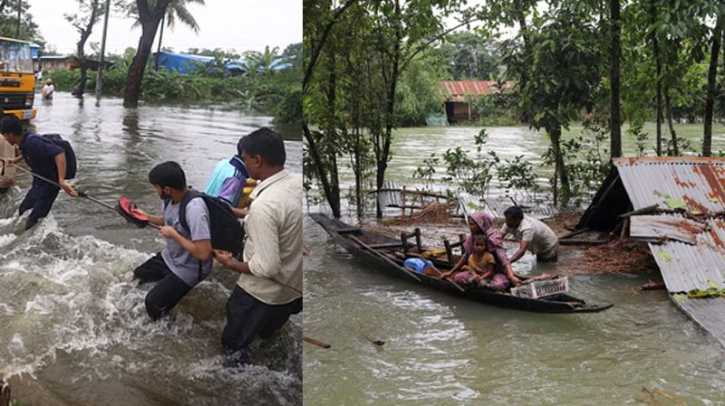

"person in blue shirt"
[204,137,250,218]
[0,115,78,229]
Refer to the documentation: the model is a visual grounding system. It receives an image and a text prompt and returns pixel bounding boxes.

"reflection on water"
[304,124,725,405]
[0,92,301,406]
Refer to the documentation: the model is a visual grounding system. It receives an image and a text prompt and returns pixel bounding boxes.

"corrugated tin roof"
[675,298,725,348]
[440,81,512,101]
[614,157,725,216]
[580,157,725,347]
[649,219,725,292]
[610,157,725,292]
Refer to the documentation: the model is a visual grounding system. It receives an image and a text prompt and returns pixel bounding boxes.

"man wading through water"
[214,128,303,366]
[0,115,79,229]
[133,162,213,320]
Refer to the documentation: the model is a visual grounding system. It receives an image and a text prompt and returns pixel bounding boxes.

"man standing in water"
[501,206,559,263]
[213,128,303,366]
[0,115,78,229]
[133,161,213,320]
[42,79,54,100]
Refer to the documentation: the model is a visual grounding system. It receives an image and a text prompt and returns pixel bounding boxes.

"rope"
[3,159,301,296]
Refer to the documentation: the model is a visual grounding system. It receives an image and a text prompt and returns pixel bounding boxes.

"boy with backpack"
[204,137,255,218]
[134,161,243,320]
[0,115,78,229]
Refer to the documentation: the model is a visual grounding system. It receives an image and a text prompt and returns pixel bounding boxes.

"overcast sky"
[28,0,302,55]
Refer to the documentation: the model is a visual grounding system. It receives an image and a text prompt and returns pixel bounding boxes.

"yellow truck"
[0,37,36,121]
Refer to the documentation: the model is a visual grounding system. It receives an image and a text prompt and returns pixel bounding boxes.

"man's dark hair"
[0,115,24,136]
[238,127,286,166]
[148,161,186,190]
[504,206,524,219]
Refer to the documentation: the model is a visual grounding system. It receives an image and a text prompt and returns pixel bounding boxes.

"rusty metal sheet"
[648,219,725,292]
[613,157,725,216]
[630,215,706,244]
[440,81,511,97]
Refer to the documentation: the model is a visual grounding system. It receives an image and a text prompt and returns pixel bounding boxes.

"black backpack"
[37,134,77,179]
[178,189,245,256]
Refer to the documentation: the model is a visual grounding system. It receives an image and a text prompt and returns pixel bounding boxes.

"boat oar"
[349,235,422,282]
[303,336,331,349]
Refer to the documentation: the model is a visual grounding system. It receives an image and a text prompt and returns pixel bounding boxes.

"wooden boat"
[311,213,613,313]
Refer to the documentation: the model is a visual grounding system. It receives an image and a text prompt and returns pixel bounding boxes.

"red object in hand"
[116,197,150,228]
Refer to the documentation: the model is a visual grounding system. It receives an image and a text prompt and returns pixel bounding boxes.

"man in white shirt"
[501,206,559,263]
[213,127,302,366]
[42,79,54,100]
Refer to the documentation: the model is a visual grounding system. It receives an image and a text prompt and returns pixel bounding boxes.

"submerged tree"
[123,0,172,108]
[65,0,104,97]
[504,3,605,206]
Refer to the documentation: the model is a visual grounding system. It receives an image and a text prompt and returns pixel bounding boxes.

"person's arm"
[160,226,212,261]
[480,263,494,280]
[441,254,467,278]
[231,207,248,218]
[54,152,78,197]
[504,263,521,286]
[214,249,251,274]
[509,240,530,264]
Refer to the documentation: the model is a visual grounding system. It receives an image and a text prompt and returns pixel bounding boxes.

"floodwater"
[304,124,725,405]
[0,92,302,406]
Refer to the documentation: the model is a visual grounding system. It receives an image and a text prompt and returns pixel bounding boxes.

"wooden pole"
[95,0,111,104]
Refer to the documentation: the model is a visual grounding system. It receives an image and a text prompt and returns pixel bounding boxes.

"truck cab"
[0,37,36,121]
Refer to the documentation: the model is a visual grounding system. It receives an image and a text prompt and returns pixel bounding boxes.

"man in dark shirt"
[0,115,78,229]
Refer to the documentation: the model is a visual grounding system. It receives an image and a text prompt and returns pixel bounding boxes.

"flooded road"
[0,92,302,406]
[304,124,725,405]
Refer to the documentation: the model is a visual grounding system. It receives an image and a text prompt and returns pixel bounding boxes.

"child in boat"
[450,235,511,291]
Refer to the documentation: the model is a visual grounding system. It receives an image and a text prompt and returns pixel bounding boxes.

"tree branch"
[304,0,359,93]
[399,17,481,72]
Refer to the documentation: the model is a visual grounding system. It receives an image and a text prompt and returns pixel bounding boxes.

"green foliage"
[47,50,300,120]
[395,55,444,126]
[413,153,439,188]
[496,155,541,201]
[432,31,502,80]
[0,0,44,43]
[542,123,611,207]
[413,129,499,204]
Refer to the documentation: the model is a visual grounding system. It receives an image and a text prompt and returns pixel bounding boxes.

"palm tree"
[128,0,205,70]
[123,0,204,107]
[243,45,280,76]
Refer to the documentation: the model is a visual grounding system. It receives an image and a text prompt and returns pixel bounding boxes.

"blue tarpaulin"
[154,51,293,75]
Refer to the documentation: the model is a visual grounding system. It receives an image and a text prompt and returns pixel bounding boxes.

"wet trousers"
[133,253,192,321]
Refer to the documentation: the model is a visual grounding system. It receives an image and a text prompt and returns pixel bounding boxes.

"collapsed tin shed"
[576,157,725,347]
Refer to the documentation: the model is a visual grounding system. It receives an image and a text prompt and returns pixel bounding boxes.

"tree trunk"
[549,126,570,207]
[609,0,622,158]
[303,122,342,218]
[650,0,662,156]
[123,0,170,108]
[155,14,165,71]
[704,17,723,157]
[72,1,100,97]
[354,127,363,219]
[664,85,678,156]
[377,0,401,219]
